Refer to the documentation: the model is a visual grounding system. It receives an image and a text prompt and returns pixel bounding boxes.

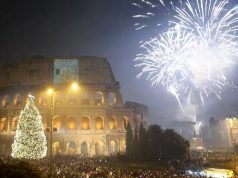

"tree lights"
[11,95,47,159]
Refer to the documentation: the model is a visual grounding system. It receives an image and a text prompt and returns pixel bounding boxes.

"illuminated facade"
[225,117,238,147]
[0,56,150,156]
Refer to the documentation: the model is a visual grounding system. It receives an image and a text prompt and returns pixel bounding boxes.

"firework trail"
[132,0,182,31]
[134,0,238,107]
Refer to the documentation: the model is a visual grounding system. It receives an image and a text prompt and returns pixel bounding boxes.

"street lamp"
[47,82,79,177]
[70,81,79,91]
[47,88,54,95]
[47,87,55,178]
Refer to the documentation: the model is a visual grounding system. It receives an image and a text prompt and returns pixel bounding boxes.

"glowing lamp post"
[47,82,79,177]
[47,87,55,178]
[71,82,79,91]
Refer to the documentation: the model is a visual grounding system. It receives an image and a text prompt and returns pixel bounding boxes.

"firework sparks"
[134,0,238,107]
[132,0,171,31]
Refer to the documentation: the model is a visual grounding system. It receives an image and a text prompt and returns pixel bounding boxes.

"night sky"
[1,0,238,125]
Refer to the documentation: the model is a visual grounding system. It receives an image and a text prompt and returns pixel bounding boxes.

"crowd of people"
[190,150,235,167]
[0,155,210,178]
[47,156,201,178]
[1,151,237,177]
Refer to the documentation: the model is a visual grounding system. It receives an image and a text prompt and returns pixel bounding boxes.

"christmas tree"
[11,95,47,159]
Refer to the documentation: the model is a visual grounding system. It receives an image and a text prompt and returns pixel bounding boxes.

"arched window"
[81,92,90,105]
[67,141,76,155]
[81,117,90,130]
[13,93,23,106]
[52,141,61,155]
[81,141,89,156]
[109,140,117,155]
[108,92,116,106]
[95,117,103,130]
[95,92,104,106]
[123,116,129,129]
[2,95,10,107]
[53,117,62,130]
[120,140,126,152]
[11,117,18,131]
[108,116,116,129]
[0,118,7,132]
[67,117,76,130]
[95,141,105,156]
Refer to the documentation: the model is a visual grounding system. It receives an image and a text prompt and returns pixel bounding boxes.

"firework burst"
[134,0,238,107]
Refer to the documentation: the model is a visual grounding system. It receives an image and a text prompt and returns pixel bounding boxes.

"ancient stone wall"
[0,56,136,156]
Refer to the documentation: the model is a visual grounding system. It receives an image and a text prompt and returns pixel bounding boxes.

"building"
[224,117,238,147]
[125,101,150,129]
[0,56,150,156]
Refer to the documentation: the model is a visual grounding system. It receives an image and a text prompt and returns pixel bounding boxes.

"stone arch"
[0,118,7,132]
[2,95,10,107]
[109,140,118,155]
[120,140,126,152]
[13,93,23,106]
[52,141,61,155]
[67,116,77,130]
[95,140,105,156]
[11,117,18,131]
[108,116,116,129]
[66,141,76,155]
[81,141,90,156]
[81,117,90,130]
[108,92,116,106]
[53,116,62,130]
[123,116,129,129]
[95,91,104,106]
[81,92,90,105]
[95,116,104,130]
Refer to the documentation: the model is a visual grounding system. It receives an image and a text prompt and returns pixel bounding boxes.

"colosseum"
[0,56,150,156]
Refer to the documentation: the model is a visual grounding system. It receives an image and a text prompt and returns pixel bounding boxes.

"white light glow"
[11,96,47,159]
[134,0,238,107]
